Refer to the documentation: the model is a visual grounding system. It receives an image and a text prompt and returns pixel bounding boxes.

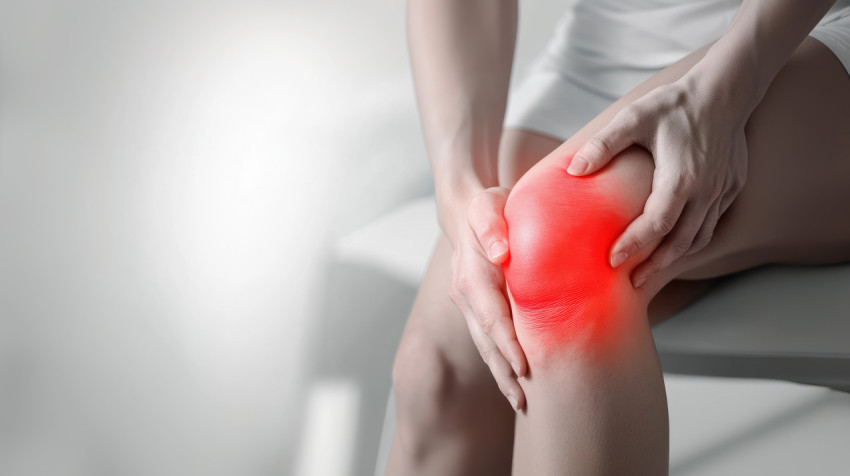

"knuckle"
[466,197,491,223]
[693,232,713,251]
[450,274,468,297]
[729,170,747,193]
[468,192,487,211]
[478,316,498,336]
[673,86,687,105]
[665,171,695,197]
[456,272,473,291]
[732,177,747,195]
[705,207,721,227]
[651,215,676,236]
[626,225,652,251]
[476,342,494,364]
[728,178,739,194]
[627,235,646,252]
[663,83,687,106]
[720,195,736,214]
[485,187,509,203]
[652,252,677,271]
[617,106,640,130]
[669,181,689,200]
[669,236,692,256]
[680,174,699,195]
[448,285,463,305]
[588,136,612,159]
[710,179,724,200]
[478,220,499,240]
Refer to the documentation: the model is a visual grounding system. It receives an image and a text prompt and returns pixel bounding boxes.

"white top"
[545,0,850,99]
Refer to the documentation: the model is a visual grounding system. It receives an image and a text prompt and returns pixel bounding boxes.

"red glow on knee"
[502,163,636,356]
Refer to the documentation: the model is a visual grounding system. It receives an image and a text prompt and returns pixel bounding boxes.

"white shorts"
[505,0,850,141]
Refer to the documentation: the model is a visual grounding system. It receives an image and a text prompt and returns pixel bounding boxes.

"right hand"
[447,187,528,412]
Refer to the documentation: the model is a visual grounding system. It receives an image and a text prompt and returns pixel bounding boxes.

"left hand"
[566,74,749,288]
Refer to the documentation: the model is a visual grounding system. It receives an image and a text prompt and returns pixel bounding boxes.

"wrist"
[684,38,767,121]
[434,170,485,244]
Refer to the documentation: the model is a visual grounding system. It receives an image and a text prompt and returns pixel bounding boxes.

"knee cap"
[502,163,639,354]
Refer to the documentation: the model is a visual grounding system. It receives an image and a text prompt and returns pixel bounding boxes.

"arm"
[691,0,839,115]
[568,0,838,287]
[408,0,529,409]
[408,0,516,239]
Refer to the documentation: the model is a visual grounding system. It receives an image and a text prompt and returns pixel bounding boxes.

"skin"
[504,151,669,475]
[386,0,850,474]
[502,156,650,367]
[567,0,841,288]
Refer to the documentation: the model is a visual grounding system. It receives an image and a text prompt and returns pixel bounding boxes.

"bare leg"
[385,237,515,475]
[506,150,668,474]
[385,34,850,476]
[385,135,712,475]
[384,94,718,476]
[507,37,850,474]
[384,132,562,475]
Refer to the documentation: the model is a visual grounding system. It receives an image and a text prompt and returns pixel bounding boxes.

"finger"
[631,200,710,287]
[450,289,525,409]
[466,316,526,412]
[567,105,643,176]
[719,183,743,216]
[720,160,747,215]
[686,195,722,255]
[609,175,687,267]
[467,282,528,378]
[467,188,511,264]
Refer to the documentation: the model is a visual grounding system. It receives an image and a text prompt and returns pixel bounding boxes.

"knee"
[502,150,653,363]
[391,331,457,457]
[392,332,452,414]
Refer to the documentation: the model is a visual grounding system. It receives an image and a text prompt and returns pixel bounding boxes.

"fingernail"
[610,251,628,268]
[507,394,519,412]
[633,274,647,288]
[489,241,508,261]
[567,157,587,176]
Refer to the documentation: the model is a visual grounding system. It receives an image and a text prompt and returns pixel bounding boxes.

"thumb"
[467,187,511,264]
[567,106,641,176]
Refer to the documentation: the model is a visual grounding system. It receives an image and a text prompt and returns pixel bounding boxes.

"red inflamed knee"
[502,162,641,360]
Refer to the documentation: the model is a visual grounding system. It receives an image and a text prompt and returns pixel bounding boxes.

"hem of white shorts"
[503,70,615,142]
[809,30,850,77]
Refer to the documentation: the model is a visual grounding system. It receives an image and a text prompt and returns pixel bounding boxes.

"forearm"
[687,0,837,116]
[407,0,517,241]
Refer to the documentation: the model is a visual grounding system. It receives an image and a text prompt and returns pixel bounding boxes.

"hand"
[566,75,749,287]
[448,187,528,411]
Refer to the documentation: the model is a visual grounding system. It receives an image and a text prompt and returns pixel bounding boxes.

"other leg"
[384,130,561,474]
[506,36,850,474]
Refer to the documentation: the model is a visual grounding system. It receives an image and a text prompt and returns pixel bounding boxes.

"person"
[385,0,850,474]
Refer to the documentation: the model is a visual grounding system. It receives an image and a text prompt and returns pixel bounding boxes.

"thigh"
[504,37,850,317]
[498,129,565,188]
[673,37,850,282]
